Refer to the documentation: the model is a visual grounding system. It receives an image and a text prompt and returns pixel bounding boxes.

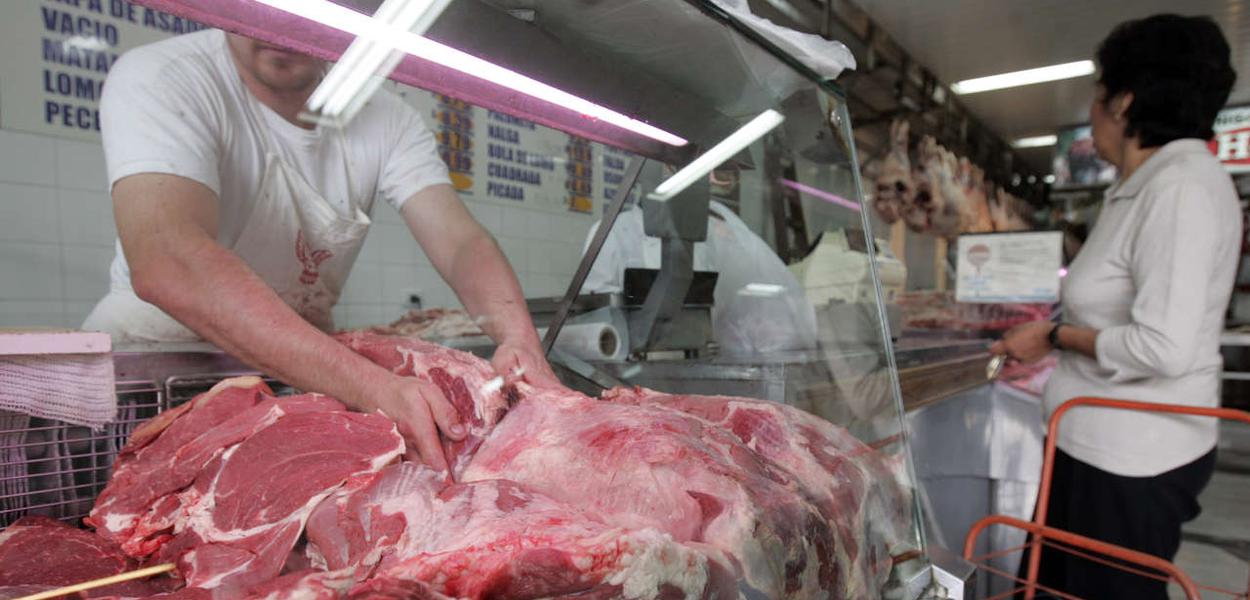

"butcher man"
[82,29,558,472]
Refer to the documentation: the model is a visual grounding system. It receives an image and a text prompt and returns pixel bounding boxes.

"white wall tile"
[0,183,58,244]
[381,264,441,308]
[373,204,405,226]
[564,214,595,245]
[339,261,382,304]
[525,210,554,240]
[0,300,64,328]
[464,201,502,233]
[357,228,384,264]
[55,139,108,191]
[0,242,62,300]
[64,301,98,328]
[0,130,56,187]
[58,189,115,246]
[62,244,113,300]
[495,236,528,274]
[528,240,569,275]
[332,304,348,328]
[346,304,386,328]
[375,223,422,265]
[496,206,533,238]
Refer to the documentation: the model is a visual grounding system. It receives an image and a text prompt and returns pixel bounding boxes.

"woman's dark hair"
[1096,14,1236,147]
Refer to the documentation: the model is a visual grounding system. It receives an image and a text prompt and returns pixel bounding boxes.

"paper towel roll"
[537,322,626,361]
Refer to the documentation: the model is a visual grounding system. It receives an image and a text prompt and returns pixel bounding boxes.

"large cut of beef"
[304,463,731,599]
[461,386,907,599]
[0,333,911,599]
[86,376,404,595]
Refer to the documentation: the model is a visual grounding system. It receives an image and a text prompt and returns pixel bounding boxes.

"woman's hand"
[990,320,1056,364]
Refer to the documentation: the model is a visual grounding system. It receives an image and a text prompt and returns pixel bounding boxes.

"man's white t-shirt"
[99,29,450,293]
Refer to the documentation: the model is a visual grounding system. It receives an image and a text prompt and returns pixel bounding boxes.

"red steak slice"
[0,515,171,597]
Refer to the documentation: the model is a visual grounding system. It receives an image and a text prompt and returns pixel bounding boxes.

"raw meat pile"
[0,333,911,599]
[365,308,485,341]
[898,291,1053,332]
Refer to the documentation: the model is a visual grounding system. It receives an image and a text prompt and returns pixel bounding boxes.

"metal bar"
[542,155,646,355]
[966,515,1203,600]
[2,449,128,468]
[2,431,149,452]
[1026,398,1250,600]
[0,464,113,483]
[0,489,108,515]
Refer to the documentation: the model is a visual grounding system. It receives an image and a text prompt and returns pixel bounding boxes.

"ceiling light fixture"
[1012,135,1058,149]
[649,110,784,202]
[951,60,1095,95]
[305,0,452,127]
[253,0,688,146]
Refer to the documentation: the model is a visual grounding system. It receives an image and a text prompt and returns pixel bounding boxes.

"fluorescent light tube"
[778,178,860,212]
[740,283,786,297]
[649,110,784,202]
[253,0,687,146]
[307,0,452,126]
[1012,135,1058,149]
[951,60,1095,95]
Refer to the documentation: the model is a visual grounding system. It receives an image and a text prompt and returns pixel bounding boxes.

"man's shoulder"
[110,30,226,87]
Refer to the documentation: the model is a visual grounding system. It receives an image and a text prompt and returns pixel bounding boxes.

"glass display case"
[37,0,963,596]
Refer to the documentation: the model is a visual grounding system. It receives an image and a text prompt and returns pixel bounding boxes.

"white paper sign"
[955,232,1062,303]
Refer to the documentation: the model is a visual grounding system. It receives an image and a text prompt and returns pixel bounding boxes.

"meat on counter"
[0,333,913,600]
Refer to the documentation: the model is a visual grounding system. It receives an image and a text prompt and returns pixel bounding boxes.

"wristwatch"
[1047,323,1064,350]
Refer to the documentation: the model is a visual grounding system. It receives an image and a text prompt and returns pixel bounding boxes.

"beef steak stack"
[0,333,911,599]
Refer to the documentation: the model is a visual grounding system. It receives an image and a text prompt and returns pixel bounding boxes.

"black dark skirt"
[1015,445,1216,600]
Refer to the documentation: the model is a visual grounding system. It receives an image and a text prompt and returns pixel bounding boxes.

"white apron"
[84,93,370,342]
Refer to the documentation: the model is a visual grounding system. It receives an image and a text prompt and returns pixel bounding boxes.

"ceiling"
[853,0,1250,172]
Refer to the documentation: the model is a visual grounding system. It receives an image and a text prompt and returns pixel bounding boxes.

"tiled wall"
[0,126,599,330]
[0,128,115,329]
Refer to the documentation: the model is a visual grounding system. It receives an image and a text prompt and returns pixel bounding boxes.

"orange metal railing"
[963,396,1250,600]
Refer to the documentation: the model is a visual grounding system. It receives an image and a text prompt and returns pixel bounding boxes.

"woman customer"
[992,13,1239,600]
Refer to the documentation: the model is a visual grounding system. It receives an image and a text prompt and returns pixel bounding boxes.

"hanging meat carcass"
[907,136,965,238]
[958,159,995,233]
[928,144,967,239]
[869,119,914,224]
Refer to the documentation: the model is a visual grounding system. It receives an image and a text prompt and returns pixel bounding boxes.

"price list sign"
[1,0,205,140]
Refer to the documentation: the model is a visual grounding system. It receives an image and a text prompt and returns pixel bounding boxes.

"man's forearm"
[134,235,397,409]
[441,232,540,347]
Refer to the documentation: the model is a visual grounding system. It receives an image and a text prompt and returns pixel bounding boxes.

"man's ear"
[1113,91,1134,122]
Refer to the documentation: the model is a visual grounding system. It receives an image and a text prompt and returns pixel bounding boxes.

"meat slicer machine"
[530,156,724,388]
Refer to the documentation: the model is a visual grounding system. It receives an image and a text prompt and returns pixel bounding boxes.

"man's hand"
[492,339,561,388]
[400,184,563,390]
[990,320,1055,364]
[371,375,467,473]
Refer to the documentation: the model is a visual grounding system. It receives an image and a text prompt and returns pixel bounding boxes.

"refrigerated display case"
[0,1,985,597]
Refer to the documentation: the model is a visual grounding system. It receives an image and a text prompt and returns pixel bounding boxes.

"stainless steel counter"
[113,335,994,415]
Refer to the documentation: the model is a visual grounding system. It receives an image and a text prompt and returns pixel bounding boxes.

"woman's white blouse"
[1044,139,1242,477]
